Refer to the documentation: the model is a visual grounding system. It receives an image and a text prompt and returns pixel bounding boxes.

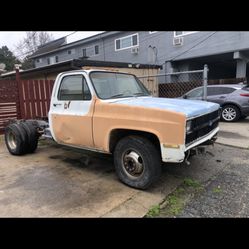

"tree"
[15,31,54,69]
[21,57,35,70]
[15,32,54,59]
[0,46,21,71]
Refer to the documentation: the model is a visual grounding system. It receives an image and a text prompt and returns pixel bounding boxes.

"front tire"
[221,105,240,122]
[114,136,162,190]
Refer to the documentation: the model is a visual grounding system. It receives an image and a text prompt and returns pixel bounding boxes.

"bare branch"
[14,31,54,60]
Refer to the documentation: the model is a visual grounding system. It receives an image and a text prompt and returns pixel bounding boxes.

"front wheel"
[114,136,162,190]
[221,105,240,122]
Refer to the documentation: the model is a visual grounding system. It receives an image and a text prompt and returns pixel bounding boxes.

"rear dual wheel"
[4,121,39,155]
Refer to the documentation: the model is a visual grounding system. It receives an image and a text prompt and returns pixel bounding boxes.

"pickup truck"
[4,70,220,189]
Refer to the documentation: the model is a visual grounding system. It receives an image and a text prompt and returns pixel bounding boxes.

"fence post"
[15,65,24,119]
[203,64,208,101]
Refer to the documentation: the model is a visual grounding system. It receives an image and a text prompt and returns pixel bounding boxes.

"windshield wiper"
[132,92,148,96]
[109,94,125,99]
[109,92,148,99]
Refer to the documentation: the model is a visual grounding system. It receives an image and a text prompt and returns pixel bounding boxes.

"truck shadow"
[41,140,224,192]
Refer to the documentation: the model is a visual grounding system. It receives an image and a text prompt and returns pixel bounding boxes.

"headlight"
[186,120,192,133]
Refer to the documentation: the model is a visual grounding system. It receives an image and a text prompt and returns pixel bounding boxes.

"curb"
[215,141,249,150]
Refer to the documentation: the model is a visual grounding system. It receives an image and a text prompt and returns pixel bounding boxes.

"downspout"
[101,34,106,61]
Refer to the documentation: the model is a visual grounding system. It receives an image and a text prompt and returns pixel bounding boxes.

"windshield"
[90,72,150,99]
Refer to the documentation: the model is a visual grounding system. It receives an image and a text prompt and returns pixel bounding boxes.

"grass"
[212,186,222,193]
[145,177,204,217]
[146,205,161,217]
[183,178,202,188]
[166,195,185,216]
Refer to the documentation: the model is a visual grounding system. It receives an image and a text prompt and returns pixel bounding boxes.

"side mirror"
[183,95,187,99]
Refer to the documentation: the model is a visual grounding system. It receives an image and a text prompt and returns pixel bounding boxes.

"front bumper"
[185,127,219,151]
[161,127,219,163]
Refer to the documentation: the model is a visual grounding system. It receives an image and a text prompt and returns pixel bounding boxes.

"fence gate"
[138,65,208,99]
[0,80,20,134]
[19,80,55,119]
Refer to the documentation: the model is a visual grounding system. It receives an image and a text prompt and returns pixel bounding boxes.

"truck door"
[49,73,94,148]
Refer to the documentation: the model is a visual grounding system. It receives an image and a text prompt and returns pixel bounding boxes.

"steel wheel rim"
[222,107,236,121]
[7,131,17,150]
[122,149,144,178]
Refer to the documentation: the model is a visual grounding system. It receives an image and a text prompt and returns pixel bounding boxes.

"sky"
[0,31,104,55]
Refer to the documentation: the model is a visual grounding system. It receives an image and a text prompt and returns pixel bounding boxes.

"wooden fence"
[19,80,54,119]
[0,80,20,133]
[0,79,55,134]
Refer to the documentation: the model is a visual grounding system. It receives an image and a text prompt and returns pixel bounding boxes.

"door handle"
[53,103,62,107]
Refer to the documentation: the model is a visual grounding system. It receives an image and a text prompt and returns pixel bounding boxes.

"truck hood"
[109,96,220,118]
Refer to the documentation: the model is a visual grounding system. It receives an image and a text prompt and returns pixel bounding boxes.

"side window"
[221,87,236,94]
[186,88,203,98]
[58,75,91,101]
[207,87,235,96]
[207,87,217,96]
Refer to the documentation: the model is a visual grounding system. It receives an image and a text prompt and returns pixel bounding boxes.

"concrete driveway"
[0,137,181,217]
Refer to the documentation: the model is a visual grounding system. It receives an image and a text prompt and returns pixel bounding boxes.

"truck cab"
[5,69,221,189]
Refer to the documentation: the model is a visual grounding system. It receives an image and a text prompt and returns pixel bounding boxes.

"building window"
[82,48,87,58]
[36,58,42,63]
[174,31,198,37]
[55,56,59,63]
[94,45,99,55]
[115,33,139,51]
[68,49,75,55]
[48,56,56,65]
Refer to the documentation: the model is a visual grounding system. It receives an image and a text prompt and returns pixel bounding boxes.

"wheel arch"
[108,128,161,156]
[220,102,242,113]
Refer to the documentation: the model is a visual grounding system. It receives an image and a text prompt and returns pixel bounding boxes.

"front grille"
[186,109,220,145]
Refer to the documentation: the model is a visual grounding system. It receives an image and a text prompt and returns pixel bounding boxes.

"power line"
[15,31,167,61]
[64,31,77,38]
[14,31,78,59]
[15,31,162,61]
[157,32,217,63]
[15,32,215,66]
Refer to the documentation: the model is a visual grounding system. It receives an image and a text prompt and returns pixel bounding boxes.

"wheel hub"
[123,150,144,177]
[222,108,236,121]
[7,131,17,150]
